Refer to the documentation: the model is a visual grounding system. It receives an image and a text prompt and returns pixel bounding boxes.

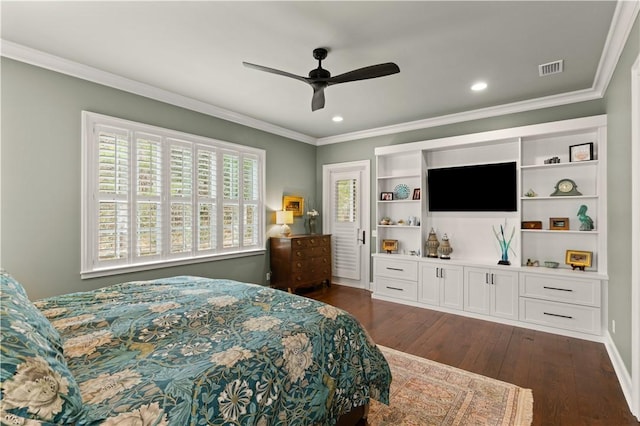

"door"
[323,161,370,289]
[440,265,464,310]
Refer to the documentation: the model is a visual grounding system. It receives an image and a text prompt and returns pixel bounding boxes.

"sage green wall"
[604,16,639,374]
[1,58,317,300]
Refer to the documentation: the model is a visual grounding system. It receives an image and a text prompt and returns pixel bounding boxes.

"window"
[82,112,265,278]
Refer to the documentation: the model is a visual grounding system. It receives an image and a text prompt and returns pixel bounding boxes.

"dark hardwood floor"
[303,285,639,426]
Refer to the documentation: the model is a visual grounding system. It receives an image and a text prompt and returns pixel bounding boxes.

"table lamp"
[276,210,293,236]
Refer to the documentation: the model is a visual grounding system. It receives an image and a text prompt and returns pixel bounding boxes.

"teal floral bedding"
[5,275,390,425]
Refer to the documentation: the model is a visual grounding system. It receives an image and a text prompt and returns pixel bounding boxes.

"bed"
[0,273,391,425]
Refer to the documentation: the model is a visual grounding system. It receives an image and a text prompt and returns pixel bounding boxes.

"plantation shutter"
[82,111,265,278]
[135,133,163,259]
[96,125,130,266]
[333,177,360,280]
[169,140,193,255]
[197,147,217,252]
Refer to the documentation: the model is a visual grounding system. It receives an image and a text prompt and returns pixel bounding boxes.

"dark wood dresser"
[270,234,332,292]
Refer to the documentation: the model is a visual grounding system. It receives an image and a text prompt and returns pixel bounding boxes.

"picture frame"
[382,239,398,253]
[569,142,594,162]
[380,192,394,201]
[565,249,592,270]
[412,188,421,200]
[283,195,304,217]
[549,217,570,230]
[521,221,542,229]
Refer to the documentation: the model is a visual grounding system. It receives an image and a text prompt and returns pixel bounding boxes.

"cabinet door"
[491,270,519,320]
[440,265,464,310]
[418,263,439,306]
[464,267,491,314]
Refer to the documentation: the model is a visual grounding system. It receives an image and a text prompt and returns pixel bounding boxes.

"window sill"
[81,249,266,280]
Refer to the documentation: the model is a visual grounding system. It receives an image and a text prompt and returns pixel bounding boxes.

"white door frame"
[322,160,371,290]
[631,52,639,420]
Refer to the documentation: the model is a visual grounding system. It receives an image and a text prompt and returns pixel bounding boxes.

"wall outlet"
[612,319,616,333]
[266,272,271,281]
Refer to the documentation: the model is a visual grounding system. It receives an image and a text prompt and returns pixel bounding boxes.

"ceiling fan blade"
[311,83,326,111]
[242,62,309,84]
[326,62,400,86]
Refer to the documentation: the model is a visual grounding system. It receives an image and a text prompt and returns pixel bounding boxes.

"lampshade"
[276,210,293,237]
[276,210,294,225]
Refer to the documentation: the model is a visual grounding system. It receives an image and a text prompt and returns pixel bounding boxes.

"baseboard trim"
[604,331,636,419]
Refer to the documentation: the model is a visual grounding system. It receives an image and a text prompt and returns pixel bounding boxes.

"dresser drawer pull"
[386,267,404,272]
[386,286,404,292]
[544,312,573,319]
[543,286,573,292]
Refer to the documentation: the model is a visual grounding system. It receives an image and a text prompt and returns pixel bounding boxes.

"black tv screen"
[427,162,517,212]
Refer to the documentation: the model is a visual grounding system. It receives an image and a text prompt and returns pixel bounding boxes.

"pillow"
[0,272,85,424]
[0,272,63,352]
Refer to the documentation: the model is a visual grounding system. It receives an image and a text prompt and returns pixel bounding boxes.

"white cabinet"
[464,267,519,320]
[372,115,607,340]
[373,256,418,302]
[518,271,602,335]
[419,261,463,310]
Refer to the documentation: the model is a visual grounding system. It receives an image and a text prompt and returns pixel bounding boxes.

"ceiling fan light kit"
[243,47,400,111]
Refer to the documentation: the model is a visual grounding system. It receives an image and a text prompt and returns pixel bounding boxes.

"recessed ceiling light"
[471,81,488,91]
[332,116,344,122]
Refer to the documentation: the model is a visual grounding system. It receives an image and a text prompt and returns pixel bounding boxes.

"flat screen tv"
[427,161,517,212]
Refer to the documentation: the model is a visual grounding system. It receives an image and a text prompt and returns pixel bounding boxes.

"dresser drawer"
[375,277,418,301]
[520,274,600,307]
[519,298,601,335]
[374,258,418,281]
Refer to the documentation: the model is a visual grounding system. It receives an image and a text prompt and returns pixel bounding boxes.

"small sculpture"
[493,220,515,265]
[524,188,537,197]
[438,234,453,259]
[577,204,594,231]
[426,228,440,258]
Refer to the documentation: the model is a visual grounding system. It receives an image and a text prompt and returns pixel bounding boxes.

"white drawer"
[519,298,601,335]
[375,277,418,302]
[519,274,600,307]
[374,258,418,281]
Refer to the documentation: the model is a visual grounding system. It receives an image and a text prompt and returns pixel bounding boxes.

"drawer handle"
[386,267,404,272]
[386,286,404,292]
[543,312,573,319]
[543,286,573,292]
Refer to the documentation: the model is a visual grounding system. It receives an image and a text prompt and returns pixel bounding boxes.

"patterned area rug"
[368,346,533,425]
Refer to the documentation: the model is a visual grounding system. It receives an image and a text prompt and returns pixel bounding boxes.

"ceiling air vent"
[539,60,564,77]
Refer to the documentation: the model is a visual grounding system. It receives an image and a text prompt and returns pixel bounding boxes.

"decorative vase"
[438,234,453,259]
[426,228,440,258]
[308,217,317,234]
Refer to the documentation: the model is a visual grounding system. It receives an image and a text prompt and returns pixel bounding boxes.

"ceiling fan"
[243,48,400,112]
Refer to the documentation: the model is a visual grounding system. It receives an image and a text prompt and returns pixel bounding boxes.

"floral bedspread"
[34,276,391,425]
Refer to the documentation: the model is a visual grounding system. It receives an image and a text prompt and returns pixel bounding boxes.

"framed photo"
[380,192,394,201]
[565,250,592,270]
[549,217,570,230]
[412,188,421,200]
[283,195,304,217]
[569,142,594,162]
[382,239,398,253]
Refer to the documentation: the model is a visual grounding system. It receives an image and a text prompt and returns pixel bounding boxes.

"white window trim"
[81,111,265,279]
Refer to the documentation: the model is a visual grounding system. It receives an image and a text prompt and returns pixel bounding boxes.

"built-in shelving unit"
[371,115,608,341]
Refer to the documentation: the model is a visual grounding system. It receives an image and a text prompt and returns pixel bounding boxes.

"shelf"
[378,173,421,180]
[521,160,598,170]
[521,195,598,201]
[521,229,599,235]
[378,225,421,229]
[378,199,421,204]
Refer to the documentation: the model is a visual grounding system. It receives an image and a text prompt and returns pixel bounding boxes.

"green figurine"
[577,204,594,231]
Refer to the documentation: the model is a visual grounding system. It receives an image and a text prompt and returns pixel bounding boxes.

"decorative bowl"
[544,261,559,268]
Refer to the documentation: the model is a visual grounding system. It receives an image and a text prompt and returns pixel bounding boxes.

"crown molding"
[1,0,636,147]
[0,40,317,145]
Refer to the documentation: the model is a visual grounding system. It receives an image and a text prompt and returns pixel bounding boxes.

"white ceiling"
[1,1,636,145]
